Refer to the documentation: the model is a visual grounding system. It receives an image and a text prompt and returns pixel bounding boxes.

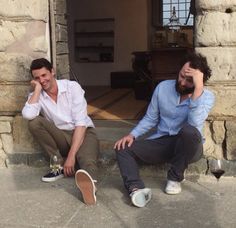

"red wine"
[211,169,225,180]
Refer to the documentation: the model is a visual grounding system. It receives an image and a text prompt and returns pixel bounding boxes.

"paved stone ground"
[0,166,235,228]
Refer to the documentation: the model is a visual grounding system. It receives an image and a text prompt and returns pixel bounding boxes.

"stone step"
[5,120,236,177]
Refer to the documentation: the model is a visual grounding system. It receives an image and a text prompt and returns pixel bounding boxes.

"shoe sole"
[165,190,181,195]
[41,174,64,182]
[131,189,152,208]
[75,170,96,205]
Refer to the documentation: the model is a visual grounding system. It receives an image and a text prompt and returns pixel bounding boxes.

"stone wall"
[53,0,70,79]
[195,0,236,161]
[0,0,235,171]
[0,0,69,167]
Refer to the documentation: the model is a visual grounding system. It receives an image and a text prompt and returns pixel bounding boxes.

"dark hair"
[182,52,212,83]
[30,58,53,75]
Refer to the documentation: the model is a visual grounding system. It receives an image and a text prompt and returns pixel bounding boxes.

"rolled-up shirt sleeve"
[22,95,41,120]
[188,90,215,132]
[70,82,90,127]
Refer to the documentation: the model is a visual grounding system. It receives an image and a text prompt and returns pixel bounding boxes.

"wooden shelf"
[75,31,114,37]
[74,18,114,63]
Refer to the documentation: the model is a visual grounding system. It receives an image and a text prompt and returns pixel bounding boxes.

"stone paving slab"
[0,167,235,228]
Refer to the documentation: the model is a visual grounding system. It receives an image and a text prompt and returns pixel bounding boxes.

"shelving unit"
[74,18,115,63]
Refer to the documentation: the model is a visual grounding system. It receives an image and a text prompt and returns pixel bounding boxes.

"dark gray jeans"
[115,124,203,194]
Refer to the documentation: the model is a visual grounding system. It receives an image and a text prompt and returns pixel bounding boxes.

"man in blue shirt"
[114,52,215,208]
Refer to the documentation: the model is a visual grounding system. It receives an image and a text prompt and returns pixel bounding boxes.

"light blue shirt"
[131,80,215,141]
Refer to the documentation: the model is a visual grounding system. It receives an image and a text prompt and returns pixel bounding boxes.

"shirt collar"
[41,80,67,98]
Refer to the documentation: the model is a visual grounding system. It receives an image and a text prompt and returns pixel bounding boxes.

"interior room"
[66,0,194,120]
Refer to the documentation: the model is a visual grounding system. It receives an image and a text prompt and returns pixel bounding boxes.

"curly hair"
[182,52,212,83]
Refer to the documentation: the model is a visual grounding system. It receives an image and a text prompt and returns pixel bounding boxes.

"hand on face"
[30,79,42,92]
[184,67,204,89]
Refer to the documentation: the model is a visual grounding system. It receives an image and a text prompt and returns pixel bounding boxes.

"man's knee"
[28,116,44,132]
[115,146,135,162]
[179,124,201,142]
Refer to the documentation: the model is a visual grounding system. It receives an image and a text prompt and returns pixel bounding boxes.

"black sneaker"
[41,168,64,182]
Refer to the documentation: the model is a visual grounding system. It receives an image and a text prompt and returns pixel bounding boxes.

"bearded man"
[114,52,215,208]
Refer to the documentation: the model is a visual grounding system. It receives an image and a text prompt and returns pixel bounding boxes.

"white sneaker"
[75,169,96,205]
[130,188,152,208]
[165,180,182,195]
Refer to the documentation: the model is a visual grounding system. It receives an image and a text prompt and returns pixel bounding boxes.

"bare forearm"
[28,81,42,104]
[28,88,41,104]
[67,126,86,158]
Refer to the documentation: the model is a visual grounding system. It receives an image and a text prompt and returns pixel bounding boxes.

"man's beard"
[175,80,195,95]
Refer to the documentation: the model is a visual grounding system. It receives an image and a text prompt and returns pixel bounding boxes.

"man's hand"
[30,80,42,92]
[63,155,76,177]
[28,80,42,104]
[114,134,135,151]
[185,67,204,100]
[185,67,204,89]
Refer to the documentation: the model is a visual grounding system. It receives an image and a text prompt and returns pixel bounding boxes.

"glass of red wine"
[209,159,225,181]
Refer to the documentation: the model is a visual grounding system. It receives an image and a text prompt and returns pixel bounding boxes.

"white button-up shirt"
[22,79,94,130]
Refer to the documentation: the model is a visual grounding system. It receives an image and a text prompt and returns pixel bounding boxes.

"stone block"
[196,47,236,81]
[55,0,67,15]
[225,121,236,160]
[0,149,6,167]
[0,53,32,81]
[56,42,69,55]
[195,12,236,46]
[12,115,42,153]
[0,138,2,149]
[6,21,47,59]
[1,134,13,154]
[56,24,68,42]
[0,0,48,21]
[204,122,215,156]
[187,158,208,175]
[28,152,48,167]
[55,15,67,25]
[29,36,48,53]
[6,152,48,167]
[0,117,14,122]
[0,122,11,133]
[0,83,30,113]
[56,55,69,78]
[206,84,236,117]
[203,122,224,159]
[212,121,225,144]
[5,153,28,166]
[0,21,26,51]
[197,0,236,11]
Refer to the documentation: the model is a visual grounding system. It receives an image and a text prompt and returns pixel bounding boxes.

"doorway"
[66,0,150,120]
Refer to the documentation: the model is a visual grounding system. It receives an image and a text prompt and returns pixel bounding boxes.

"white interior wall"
[67,0,148,86]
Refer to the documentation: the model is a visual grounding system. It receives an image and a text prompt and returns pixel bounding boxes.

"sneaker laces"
[50,166,63,175]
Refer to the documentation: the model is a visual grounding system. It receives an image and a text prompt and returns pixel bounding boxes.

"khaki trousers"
[28,116,99,180]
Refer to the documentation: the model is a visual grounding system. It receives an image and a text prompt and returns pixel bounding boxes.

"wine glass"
[50,155,61,173]
[209,158,225,197]
[209,159,225,182]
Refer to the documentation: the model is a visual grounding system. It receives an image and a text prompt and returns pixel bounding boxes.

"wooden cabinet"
[151,47,192,84]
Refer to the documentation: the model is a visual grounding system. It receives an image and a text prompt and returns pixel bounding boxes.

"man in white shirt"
[22,58,99,205]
